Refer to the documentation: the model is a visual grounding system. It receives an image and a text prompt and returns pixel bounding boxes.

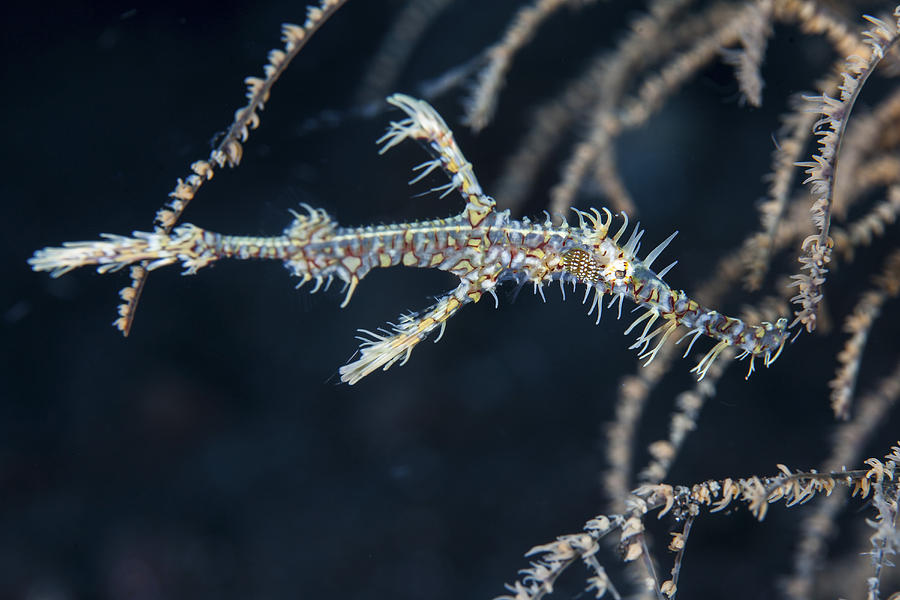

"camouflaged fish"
[29,94,789,384]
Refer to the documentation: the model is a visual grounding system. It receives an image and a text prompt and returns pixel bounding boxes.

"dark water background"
[3,1,899,598]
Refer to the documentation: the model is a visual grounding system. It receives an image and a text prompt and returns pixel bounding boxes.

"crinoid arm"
[791,9,900,333]
[115,0,350,337]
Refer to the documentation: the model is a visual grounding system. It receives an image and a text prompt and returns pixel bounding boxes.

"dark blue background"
[3,1,899,598]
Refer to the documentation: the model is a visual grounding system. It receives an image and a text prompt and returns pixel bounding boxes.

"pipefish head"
[561,246,633,291]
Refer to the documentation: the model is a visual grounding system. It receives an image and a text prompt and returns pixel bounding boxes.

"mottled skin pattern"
[29,94,789,384]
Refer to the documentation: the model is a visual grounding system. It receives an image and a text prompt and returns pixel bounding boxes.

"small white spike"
[657,261,678,279]
[488,288,499,309]
[623,223,644,257]
[398,346,414,367]
[339,277,359,308]
[643,231,678,269]
[571,208,587,228]
[612,212,629,243]
[624,309,654,336]
[433,320,447,343]
[608,293,625,319]
[676,328,704,358]
[691,340,729,380]
[432,181,456,198]
[744,354,756,379]
[638,320,678,365]
[408,159,442,184]
[587,287,604,325]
